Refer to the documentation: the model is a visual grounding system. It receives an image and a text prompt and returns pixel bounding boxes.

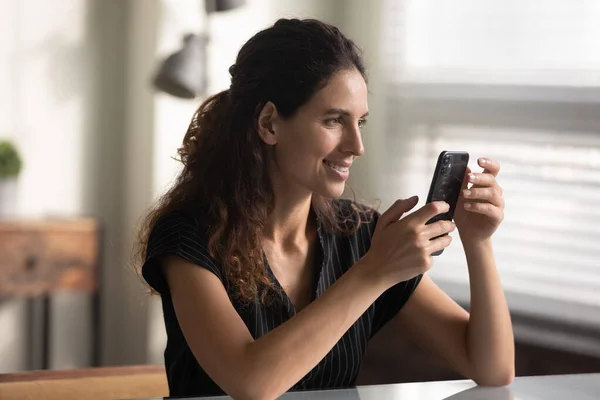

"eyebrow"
[324,108,369,118]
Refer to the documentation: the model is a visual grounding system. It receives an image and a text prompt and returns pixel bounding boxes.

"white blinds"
[377,0,600,327]
[391,124,600,313]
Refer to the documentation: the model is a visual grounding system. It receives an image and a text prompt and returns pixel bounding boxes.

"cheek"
[282,142,317,171]
[305,128,338,157]
[282,127,335,164]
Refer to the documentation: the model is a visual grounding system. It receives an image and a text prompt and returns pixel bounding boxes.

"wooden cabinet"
[0,219,101,369]
[0,219,100,296]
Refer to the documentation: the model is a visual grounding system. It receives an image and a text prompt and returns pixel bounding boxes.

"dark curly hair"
[134,18,374,303]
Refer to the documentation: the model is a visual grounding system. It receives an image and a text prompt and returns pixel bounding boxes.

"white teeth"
[324,160,349,173]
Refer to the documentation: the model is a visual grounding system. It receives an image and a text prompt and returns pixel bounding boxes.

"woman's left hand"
[454,157,505,243]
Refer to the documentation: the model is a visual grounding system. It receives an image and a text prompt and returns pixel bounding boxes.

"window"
[378,0,600,326]
[383,0,600,86]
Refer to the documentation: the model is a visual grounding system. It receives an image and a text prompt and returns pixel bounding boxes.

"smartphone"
[425,150,470,256]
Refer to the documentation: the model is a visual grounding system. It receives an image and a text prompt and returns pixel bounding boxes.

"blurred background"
[1,0,599,386]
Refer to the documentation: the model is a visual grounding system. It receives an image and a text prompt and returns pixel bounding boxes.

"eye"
[358,119,368,129]
[324,117,343,127]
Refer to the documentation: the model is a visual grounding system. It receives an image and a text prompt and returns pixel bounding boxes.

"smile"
[323,160,350,173]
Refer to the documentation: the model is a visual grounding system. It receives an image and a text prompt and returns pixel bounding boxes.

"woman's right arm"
[164,198,453,400]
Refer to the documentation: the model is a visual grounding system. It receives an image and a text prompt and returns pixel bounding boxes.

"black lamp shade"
[153,34,208,99]
[205,0,246,13]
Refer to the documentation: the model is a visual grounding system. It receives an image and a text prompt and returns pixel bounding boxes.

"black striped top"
[142,200,422,398]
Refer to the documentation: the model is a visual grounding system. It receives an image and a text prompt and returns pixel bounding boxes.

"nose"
[341,124,364,157]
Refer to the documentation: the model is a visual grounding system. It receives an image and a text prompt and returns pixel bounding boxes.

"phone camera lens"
[443,154,452,163]
[441,166,448,174]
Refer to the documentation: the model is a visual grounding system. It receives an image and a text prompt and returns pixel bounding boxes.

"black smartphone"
[425,150,469,255]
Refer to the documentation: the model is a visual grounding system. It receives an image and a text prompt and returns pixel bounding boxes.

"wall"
[338,0,386,203]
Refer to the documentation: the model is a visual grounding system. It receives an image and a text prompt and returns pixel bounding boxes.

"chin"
[316,183,346,199]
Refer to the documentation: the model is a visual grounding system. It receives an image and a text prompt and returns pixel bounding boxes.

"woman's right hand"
[363,196,455,287]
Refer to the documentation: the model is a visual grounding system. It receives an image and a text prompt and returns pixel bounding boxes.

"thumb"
[379,196,419,227]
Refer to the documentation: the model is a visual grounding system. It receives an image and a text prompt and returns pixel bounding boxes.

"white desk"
[135,373,600,399]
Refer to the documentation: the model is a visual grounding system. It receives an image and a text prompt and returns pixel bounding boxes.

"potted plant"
[0,140,23,218]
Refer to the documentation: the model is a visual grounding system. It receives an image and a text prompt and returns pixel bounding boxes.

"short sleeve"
[365,209,424,339]
[141,211,224,295]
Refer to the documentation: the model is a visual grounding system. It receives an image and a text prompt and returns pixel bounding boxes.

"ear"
[257,101,279,145]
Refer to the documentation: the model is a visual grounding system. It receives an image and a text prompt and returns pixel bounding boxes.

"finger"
[422,219,455,239]
[460,166,471,191]
[462,187,504,207]
[466,172,498,189]
[410,201,450,226]
[427,234,453,255]
[478,157,500,177]
[378,196,419,227]
[463,201,504,219]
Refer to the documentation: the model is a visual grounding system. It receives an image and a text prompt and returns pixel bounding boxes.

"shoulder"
[143,209,222,294]
[147,210,210,257]
[149,209,208,242]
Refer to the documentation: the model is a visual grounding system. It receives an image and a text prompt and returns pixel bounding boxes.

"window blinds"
[378,0,600,327]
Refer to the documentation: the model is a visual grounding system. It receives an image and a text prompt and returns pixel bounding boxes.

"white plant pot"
[0,178,18,219]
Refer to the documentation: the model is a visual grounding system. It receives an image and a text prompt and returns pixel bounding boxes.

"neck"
[264,191,314,247]
[263,168,315,247]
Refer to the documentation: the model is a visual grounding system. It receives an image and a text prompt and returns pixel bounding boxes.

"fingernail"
[479,158,487,164]
[464,203,472,209]
[408,195,418,201]
[463,189,471,197]
[468,173,476,181]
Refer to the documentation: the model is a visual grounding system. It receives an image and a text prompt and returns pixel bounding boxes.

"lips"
[323,160,350,173]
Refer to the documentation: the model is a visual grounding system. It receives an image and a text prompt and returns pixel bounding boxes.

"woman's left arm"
[462,238,515,385]
[393,157,515,386]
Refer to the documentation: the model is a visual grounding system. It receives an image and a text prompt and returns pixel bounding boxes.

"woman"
[136,18,514,399]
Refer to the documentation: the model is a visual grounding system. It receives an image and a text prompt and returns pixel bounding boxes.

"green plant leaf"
[0,140,23,178]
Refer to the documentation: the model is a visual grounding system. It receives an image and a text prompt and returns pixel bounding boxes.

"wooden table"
[0,218,101,369]
[0,364,168,400]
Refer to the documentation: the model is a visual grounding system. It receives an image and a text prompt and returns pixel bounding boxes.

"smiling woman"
[133,17,514,400]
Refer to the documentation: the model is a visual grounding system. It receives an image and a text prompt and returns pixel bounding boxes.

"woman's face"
[262,68,369,199]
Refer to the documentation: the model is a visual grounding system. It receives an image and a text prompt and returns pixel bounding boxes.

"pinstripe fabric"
[142,200,422,397]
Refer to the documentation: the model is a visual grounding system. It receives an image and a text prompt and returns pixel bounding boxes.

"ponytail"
[179,89,231,169]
